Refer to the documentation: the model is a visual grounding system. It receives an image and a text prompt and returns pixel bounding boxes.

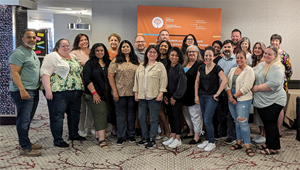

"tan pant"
[78,95,94,131]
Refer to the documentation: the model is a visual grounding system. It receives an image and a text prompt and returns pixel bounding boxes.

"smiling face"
[212,43,221,56]
[121,43,131,55]
[263,48,276,64]
[159,42,169,55]
[95,46,105,60]
[204,50,214,64]
[169,50,179,66]
[187,46,198,62]
[57,40,70,56]
[253,43,263,56]
[236,53,247,67]
[78,35,89,49]
[223,43,233,57]
[109,36,120,49]
[22,31,36,49]
[185,35,195,46]
[270,39,281,49]
[159,31,169,41]
[147,48,158,62]
[134,36,146,51]
[240,41,249,52]
[231,31,241,45]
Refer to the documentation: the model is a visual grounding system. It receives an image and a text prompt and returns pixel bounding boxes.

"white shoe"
[204,143,216,152]
[78,130,87,137]
[254,136,266,144]
[157,125,161,134]
[162,137,174,145]
[90,129,95,135]
[197,140,209,149]
[168,139,182,148]
[252,135,262,142]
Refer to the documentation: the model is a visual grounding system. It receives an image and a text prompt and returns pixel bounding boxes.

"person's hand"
[213,94,219,101]
[20,89,30,100]
[228,95,237,105]
[164,96,168,105]
[93,94,101,104]
[113,92,119,102]
[195,96,200,105]
[45,90,53,100]
[135,92,140,102]
[156,93,163,101]
[252,85,259,93]
[170,97,176,105]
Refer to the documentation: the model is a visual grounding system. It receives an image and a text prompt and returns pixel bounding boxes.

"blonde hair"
[264,45,285,76]
[108,33,121,42]
[182,45,203,67]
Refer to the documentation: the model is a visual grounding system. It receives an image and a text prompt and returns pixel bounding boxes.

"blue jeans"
[46,90,82,145]
[228,89,252,144]
[138,99,161,141]
[199,94,218,143]
[10,89,39,149]
[114,96,136,139]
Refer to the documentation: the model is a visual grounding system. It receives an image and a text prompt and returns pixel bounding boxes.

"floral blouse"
[280,50,293,92]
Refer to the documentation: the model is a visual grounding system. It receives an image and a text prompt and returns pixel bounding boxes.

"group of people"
[9,28,292,157]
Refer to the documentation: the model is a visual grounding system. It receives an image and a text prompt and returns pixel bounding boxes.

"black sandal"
[246,148,255,157]
[258,145,267,150]
[260,148,279,155]
[230,143,243,150]
[99,140,108,149]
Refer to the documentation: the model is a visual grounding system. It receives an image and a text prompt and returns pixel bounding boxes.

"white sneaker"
[252,135,262,142]
[204,143,216,152]
[254,136,266,144]
[90,129,95,135]
[162,137,174,145]
[168,139,182,148]
[78,130,87,137]
[197,140,209,149]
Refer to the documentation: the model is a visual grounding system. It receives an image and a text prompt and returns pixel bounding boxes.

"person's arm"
[108,60,119,101]
[194,71,200,105]
[237,68,255,97]
[10,64,30,99]
[214,70,228,101]
[172,67,187,104]
[41,74,52,100]
[157,64,168,102]
[133,67,140,102]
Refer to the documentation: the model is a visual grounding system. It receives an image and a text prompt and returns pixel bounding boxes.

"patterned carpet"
[1,92,300,170]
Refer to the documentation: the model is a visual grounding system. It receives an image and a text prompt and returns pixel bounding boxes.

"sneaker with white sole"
[204,143,216,152]
[254,135,266,144]
[252,135,262,142]
[78,130,87,137]
[162,137,174,145]
[168,139,182,148]
[197,140,209,149]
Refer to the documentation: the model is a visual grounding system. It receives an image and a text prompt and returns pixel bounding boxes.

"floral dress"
[280,50,293,92]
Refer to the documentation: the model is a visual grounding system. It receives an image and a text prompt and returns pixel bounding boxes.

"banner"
[137,6,222,49]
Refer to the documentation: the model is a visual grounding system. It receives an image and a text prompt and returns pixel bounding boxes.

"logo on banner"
[152,17,163,28]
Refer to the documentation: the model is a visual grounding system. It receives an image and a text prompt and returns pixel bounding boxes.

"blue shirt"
[217,54,237,77]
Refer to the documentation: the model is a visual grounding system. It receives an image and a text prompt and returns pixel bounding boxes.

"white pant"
[78,95,94,131]
[182,105,203,133]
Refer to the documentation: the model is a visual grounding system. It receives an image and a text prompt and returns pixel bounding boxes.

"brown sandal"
[230,143,243,150]
[246,148,255,157]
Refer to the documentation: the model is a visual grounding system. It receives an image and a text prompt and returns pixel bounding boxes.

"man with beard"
[134,35,147,62]
[9,29,42,157]
[159,29,170,42]
[215,40,238,145]
[231,29,242,54]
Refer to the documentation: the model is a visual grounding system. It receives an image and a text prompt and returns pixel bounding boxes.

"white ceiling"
[28,0,92,21]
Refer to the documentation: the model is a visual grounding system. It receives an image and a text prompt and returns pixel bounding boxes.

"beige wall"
[79,0,298,80]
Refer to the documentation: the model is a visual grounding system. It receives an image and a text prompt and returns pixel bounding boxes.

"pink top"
[71,50,89,67]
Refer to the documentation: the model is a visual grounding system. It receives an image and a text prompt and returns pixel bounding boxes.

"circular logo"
[152,17,163,28]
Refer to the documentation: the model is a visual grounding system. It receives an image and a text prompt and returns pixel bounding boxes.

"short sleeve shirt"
[108,60,139,97]
[198,64,223,95]
[9,46,40,92]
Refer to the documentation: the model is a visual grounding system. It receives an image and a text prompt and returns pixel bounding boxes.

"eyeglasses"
[60,45,70,48]
[136,41,145,43]
[187,38,194,41]
[188,51,197,54]
[149,51,157,54]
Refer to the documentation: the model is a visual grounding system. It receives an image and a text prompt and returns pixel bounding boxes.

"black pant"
[166,96,183,135]
[257,103,284,150]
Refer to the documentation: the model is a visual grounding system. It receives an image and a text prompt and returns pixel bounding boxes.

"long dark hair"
[181,34,198,54]
[89,43,110,67]
[143,45,160,67]
[158,40,172,61]
[71,33,90,51]
[168,47,184,65]
[251,42,266,67]
[115,40,139,65]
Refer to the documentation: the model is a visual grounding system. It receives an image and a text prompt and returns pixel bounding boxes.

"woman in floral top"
[270,34,293,136]
[40,39,85,148]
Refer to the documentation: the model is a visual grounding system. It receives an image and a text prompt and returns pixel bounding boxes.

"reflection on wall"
[0,5,14,115]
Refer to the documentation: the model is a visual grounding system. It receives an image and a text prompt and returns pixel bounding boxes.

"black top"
[213,55,222,64]
[159,56,168,67]
[82,59,110,102]
[198,64,223,95]
[183,61,204,106]
[166,63,187,100]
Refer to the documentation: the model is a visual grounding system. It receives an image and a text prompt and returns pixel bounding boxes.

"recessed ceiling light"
[65,8,72,10]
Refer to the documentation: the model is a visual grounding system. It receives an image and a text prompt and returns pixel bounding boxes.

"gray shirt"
[253,62,287,108]
[135,48,145,62]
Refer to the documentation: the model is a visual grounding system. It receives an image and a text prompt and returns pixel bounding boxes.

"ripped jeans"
[228,89,252,144]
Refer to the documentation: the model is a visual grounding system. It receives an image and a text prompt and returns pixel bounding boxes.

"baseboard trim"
[289,80,300,89]
[0,116,16,125]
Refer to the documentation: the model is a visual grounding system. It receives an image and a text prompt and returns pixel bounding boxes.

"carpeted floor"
[1,92,300,170]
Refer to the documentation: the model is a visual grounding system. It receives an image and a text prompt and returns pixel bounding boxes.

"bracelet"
[216,91,220,95]
[91,91,97,96]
